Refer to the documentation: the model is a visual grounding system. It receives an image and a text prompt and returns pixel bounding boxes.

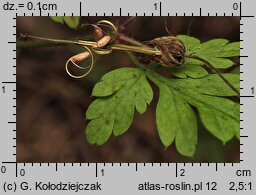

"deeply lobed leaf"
[148,71,240,156]
[86,68,153,145]
[177,35,240,68]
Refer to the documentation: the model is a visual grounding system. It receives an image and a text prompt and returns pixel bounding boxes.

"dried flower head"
[147,36,186,67]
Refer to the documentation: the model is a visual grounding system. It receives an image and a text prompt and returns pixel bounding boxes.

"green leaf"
[171,58,208,78]
[50,16,64,24]
[177,35,200,52]
[49,16,81,29]
[230,67,240,74]
[156,84,197,156]
[86,68,153,145]
[63,16,81,29]
[148,71,239,156]
[194,95,239,143]
[177,35,240,68]
[171,73,240,96]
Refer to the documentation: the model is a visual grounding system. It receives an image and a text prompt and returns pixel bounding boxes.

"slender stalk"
[187,54,240,97]
[17,40,65,48]
[20,34,162,56]
[120,16,136,28]
[20,34,79,45]
[118,33,149,48]
[125,51,145,69]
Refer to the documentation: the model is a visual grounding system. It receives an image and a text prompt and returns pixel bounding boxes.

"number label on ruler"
[2,86,5,93]
[251,87,254,94]
[233,3,239,10]
[1,166,6,173]
[179,169,185,176]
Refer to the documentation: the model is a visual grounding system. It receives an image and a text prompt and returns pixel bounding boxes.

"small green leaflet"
[171,58,208,78]
[86,68,153,145]
[50,16,81,29]
[153,80,198,156]
[177,35,240,68]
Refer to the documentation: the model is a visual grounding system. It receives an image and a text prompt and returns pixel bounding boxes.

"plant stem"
[120,16,136,28]
[187,54,240,97]
[125,52,145,69]
[118,33,149,47]
[20,34,162,56]
[17,40,66,48]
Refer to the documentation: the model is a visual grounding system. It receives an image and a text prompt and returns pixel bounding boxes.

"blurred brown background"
[17,17,240,163]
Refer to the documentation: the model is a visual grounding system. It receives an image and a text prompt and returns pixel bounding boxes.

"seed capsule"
[93,35,111,48]
[147,36,186,67]
[70,51,91,63]
[96,20,117,43]
[65,46,94,79]
[94,25,103,41]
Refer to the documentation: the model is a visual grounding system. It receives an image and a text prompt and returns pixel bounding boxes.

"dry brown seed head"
[147,36,186,67]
